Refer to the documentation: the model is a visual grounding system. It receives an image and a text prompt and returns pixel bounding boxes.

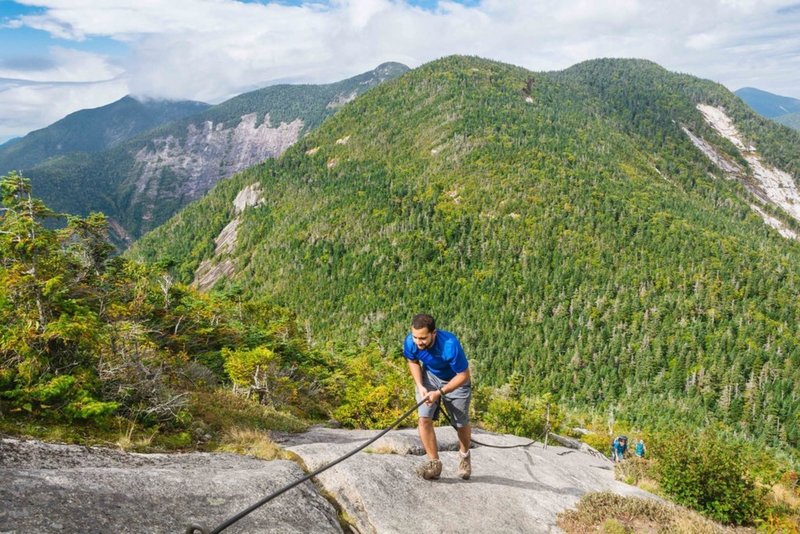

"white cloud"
[0,46,123,82]
[0,77,128,143]
[2,0,799,143]
[0,44,127,143]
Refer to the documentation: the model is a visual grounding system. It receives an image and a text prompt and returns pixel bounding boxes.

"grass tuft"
[215,427,286,461]
[557,491,751,534]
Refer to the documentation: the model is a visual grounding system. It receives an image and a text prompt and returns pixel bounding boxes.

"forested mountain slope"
[21,63,408,245]
[735,87,800,118]
[735,87,800,132]
[0,96,210,173]
[131,56,800,447]
[775,112,800,131]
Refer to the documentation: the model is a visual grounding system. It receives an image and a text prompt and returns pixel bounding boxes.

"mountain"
[775,111,800,131]
[0,137,21,148]
[734,87,800,118]
[0,96,210,173]
[20,62,409,246]
[130,56,800,447]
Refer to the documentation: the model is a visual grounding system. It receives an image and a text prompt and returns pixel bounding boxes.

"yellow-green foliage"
[0,173,332,433]
[600,518,630,534]
[482,397,545,438]
[188,390,307,436]
[582,431,614,456]
[222,345,296,404]
[330,346,412,429]
[477,386,562,440]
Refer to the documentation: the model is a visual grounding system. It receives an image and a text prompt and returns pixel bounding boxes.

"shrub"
[329,346,411,429]
[479,389,561,440]
[655,427,765,525]
[482,396,546,438]
[187,389,307,436]
[215,428,287,461]
[223,345,298,408]
[1,373,117,422]
[582,431,615,457]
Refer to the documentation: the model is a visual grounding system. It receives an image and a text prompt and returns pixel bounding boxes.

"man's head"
[411,313,436,350]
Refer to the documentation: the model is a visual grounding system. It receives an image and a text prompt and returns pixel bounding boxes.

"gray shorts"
[415,369,472,428]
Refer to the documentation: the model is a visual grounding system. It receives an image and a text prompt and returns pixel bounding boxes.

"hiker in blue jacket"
[612,435,628,462]
[404,313,472,481]
[635,439,646,458]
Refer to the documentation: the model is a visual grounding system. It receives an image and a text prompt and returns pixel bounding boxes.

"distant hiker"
[404,313,472,480]
[612,435,628,462]
[635,439,646,458]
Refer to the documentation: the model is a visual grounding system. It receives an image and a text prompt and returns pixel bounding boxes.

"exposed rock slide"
[193,182,265,290]
[685,104,800,239]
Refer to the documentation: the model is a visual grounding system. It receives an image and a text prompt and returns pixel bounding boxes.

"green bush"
[477,386,561,440]
[655,427,765,525]
[330,346,412,429]
[188,390,307,435]
[482,396,546,438]
[1,373,116,422]
[222,346,300,408]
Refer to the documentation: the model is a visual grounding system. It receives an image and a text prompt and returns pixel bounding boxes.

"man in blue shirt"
[403,313,472,480]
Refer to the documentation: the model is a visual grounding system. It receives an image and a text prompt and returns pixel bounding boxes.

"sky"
[1,0,799,144]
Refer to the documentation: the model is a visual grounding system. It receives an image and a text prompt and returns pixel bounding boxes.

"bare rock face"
[2,426,656,534]
[284,427,655,534]
[685,104,800,239]
[191,182,265,290]
[193,258,236,291]
[233,183,265,214]
[0,437,341,534]
[127,114,301,234]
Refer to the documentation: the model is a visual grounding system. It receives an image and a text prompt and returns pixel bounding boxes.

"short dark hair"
[411,313,436,332]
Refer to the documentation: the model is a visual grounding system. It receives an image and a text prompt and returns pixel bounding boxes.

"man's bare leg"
[418,416,439,459]
[456,425,471,454]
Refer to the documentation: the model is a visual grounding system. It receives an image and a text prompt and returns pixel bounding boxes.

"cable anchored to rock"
[185,393,551,533]
[185,398,428,534]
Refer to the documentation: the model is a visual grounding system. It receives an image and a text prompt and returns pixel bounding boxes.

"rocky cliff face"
[193,182,265,290]
[1,427,654,533]
[20,63,409,247]
[127,114,302,231]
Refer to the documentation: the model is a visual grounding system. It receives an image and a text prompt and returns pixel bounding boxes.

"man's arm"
[407,359,432,404]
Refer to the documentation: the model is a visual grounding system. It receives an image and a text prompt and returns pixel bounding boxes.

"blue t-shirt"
[403,329,468,381]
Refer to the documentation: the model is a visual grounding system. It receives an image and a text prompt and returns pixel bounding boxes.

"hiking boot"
[416,458,442,480]
[458,452,471,480]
